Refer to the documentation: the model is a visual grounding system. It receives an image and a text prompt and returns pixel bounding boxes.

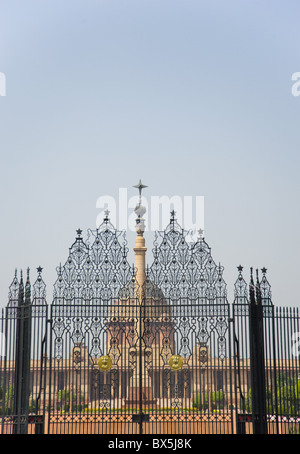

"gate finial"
[249,267,256,304]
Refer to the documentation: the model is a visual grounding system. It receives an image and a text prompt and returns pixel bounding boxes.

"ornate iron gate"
[1,211,299,434]
[44,213,233,434]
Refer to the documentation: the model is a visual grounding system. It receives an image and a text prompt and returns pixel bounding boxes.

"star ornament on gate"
[198,228,204,239]
[104,209,110,223]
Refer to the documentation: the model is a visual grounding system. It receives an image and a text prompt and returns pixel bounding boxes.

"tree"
[193,390,225,411]
[4,384,14,414]
[244,374,300,417]
[57,388,85,412]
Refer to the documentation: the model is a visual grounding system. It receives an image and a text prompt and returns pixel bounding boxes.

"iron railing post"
[271,304,279,434]
[13,269,32,434]
[249,269,268,434]
[13,277,24,433]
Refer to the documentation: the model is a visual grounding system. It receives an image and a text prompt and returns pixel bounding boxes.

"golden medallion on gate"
[98,355,112,371]
[169,354,183,370]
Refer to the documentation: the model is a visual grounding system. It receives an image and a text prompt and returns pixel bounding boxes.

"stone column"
[125,181,156,409]
[127,214,148,406]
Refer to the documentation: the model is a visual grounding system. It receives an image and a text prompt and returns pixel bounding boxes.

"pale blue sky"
[0,0,299,307]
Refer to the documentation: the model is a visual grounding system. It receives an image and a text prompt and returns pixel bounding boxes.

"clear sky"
[0,0,299,308]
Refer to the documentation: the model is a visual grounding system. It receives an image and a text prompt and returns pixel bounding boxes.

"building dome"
[109,278,171,321]
[117,278,165,301]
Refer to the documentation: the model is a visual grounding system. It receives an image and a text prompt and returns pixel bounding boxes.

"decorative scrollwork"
[32,267,47,303]
[234,265,248,303]
[53,214,134,303]
[198,344,208,367]
[233,265,273,307]
[171,384,182,408]
[260,267,272,305]
[8,269,20,304]
[148,213,227,305]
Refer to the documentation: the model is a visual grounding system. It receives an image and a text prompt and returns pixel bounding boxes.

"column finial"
[133,179,148,204]
[133,179,147,235]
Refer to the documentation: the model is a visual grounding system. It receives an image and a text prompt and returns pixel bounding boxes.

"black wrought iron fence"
[1,289,299,434]
[0,216,299,434]
[232,267,300,434]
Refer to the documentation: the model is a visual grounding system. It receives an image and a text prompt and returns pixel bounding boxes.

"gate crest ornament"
[98,355,113,371]
[169,355,183,370]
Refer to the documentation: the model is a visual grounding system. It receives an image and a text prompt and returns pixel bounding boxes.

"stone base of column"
[124,387,157,408]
